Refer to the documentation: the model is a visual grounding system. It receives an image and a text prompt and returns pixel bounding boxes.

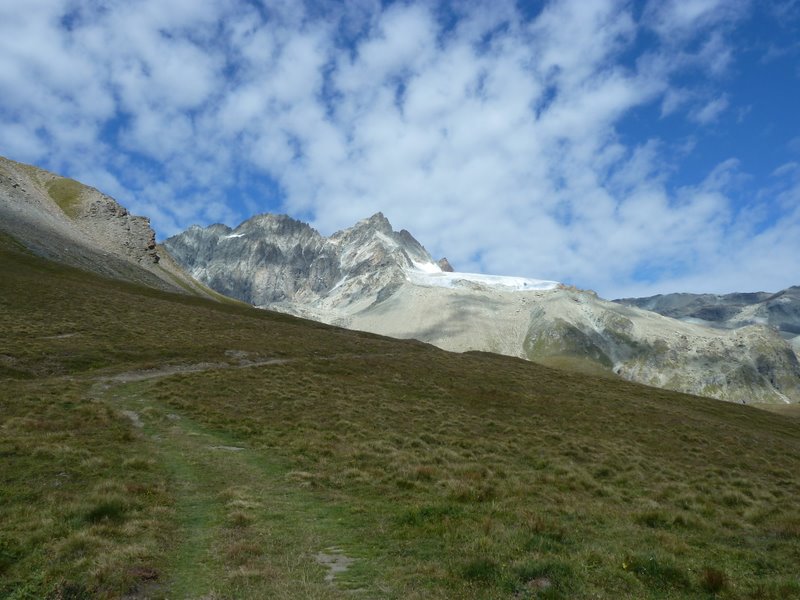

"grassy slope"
[1,235,800,599]
[12,162,84,219]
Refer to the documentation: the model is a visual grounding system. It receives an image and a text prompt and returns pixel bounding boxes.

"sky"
[1,0,799,298]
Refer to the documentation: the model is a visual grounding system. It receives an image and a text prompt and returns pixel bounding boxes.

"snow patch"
[221,233,244,240]
[411,260,443,274]
[406,264,559,292]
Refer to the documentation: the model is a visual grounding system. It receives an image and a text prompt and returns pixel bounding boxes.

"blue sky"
[1,0,799,298]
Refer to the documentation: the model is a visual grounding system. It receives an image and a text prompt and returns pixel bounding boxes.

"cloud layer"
[1,0,799,297]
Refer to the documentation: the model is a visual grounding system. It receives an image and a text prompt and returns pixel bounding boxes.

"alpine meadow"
[3,1,800,598]
[1,157,800,599]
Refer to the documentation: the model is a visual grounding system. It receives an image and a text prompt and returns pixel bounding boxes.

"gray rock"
[437,257,454,272]
[165,212,436,313]
[0,155,212,296]
[615,288,800,340]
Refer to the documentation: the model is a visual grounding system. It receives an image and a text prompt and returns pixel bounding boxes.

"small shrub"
[228,510,253,528]
[594,466,613,479]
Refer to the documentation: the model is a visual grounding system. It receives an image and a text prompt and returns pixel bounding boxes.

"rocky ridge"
[0,155,214,296]
[167,213,800,405]
[616,289,800,348]
[165,212,437,316]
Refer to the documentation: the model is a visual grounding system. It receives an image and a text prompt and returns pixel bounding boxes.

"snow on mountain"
[405,260,560,291]
[165,212,800,405]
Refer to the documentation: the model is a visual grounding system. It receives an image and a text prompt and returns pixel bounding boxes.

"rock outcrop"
[437,257,454,272]
[0,156,214,297]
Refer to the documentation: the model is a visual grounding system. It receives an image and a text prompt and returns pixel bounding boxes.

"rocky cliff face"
[165,212,436,314]
[167,212,800,405]
[0,156,213,296]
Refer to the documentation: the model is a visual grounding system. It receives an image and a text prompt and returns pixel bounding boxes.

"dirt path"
[92,372,361,599]
[91,350,398,387]
[95,357,292,384]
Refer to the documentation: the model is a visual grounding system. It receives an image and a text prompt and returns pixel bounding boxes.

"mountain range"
[4,153,800,596]
[165,211,800,405]
[616,289,800,351]
[1,154,798,406]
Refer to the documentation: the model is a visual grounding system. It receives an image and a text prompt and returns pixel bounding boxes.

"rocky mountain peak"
[165,209,800,405]
[165,211,437,311]
[437,257,454,272]
[359,211,393,233]
[244,213,316,234]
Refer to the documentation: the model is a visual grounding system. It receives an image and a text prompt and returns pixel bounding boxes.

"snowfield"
[406,261,559,291]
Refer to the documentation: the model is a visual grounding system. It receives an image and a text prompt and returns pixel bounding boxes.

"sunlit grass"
[2,235,800,598]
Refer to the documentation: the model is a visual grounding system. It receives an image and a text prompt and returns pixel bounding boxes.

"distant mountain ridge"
[166,213,800,405]
[615,288,800,340]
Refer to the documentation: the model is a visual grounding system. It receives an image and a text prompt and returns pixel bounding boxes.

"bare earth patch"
[315,547,355,584]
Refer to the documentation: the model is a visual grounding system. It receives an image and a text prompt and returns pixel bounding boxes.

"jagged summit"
[165,211,442,311]
[343,211,393,235]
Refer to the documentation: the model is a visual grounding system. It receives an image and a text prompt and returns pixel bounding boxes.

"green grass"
[2,234,800,598]
[45,178,85,218]
[3,159,84,218]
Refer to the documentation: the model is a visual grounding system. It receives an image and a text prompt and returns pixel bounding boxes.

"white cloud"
[690,95,729,124]
[0,0,796,298]
[644,0,749,41]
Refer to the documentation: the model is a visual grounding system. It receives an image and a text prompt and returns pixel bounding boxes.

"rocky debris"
[0,155,210,295]
[315,548,354,584]
[121,410,143,428]
[437,257,454,272]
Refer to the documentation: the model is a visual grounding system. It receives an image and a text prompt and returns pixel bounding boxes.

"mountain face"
[0,156,212,296]
[167,213,800,405]
[615,289,800,342]
[164,212,439,317]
